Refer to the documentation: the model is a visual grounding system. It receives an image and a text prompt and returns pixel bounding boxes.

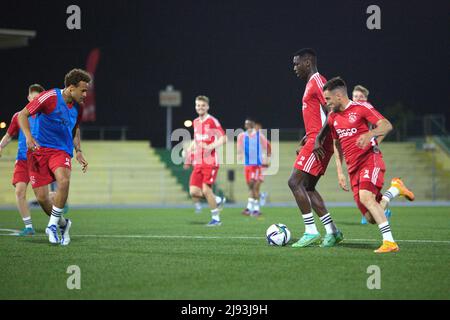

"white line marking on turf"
[0,230,449,244]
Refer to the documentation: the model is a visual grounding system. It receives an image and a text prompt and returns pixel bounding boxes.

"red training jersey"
[302,72,328,140]
[328,101,385,174]
[7,112,20,137]
[192,114,225,167]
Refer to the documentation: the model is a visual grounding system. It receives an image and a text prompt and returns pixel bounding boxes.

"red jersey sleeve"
[26,90,57,115]
[328,113,338,139]
[359,103,384,125]
[7,113,20,137]
[211,117,225,137]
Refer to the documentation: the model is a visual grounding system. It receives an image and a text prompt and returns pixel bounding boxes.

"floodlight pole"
[166,85,174,151]
[160,85,181,151]
[166,105,173,151]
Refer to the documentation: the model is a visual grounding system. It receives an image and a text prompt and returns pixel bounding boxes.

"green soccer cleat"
[334,230,344,244]
[320,230,344,247]
[291,233,321,248]
[18,227,35,236]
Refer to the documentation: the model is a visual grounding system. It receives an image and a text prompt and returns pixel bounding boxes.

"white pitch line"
[0,231,449,244]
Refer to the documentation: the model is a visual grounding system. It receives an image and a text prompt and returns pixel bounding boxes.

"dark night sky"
[1,0,448,146]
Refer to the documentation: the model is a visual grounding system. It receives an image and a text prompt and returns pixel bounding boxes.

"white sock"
[211,208,220,221]
[253,200,260,212]
[382,186,400,203]
[378,221,394,242]
[195,202,202,210]
[215,195,222,204]
[22,217,33,229]
[49,206,64,226]
[319,213,338,234]
[247,198,255,211]
[302,212,319,234]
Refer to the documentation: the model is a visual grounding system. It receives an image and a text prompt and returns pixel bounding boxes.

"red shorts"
[244,165,264,184]
[12,160,30,186]
[350,154,385,215]
[27,147,72,189]
[294,139,333,176]
[189,165,219,188]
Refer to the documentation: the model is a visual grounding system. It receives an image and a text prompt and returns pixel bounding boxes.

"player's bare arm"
[17,107,39,151]
[237,134,244,163]
[375,134,386,145]
[264,140,272,166]
[333,139,349,192]
[295,135,307,156]
[201,135,227,151]
[183,141,194,169]
[73,126,88,173]
[312,113,331,160]
[356,118,393,149]
[0,133,13,157]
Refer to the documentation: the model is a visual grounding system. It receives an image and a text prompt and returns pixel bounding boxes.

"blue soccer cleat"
[384,208,392,220]
[206,219,222,227]
[361,216,368,224]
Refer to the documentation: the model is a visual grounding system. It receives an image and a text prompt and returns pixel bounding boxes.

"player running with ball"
[316,76,402,253]
[18,69,90,245]
[289,48,343,248]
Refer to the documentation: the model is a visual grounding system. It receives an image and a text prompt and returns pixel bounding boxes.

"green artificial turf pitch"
[0,207,449,299]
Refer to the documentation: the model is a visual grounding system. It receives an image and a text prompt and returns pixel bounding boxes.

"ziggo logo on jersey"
[336,128,358,138]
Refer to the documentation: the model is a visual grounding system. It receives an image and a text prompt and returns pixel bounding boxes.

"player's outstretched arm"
[0,133,13,157]
[334,139,349,192]
[17,107,39,151]
[73,126,88,173]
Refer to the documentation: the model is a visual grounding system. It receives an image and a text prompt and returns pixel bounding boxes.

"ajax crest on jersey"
[266,223,291,246]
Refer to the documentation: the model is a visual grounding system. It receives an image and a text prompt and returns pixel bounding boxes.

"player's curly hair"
[28,84,45,94]
[64,69,92,87]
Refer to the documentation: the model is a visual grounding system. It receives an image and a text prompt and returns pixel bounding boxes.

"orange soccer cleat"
[391,177,415,201]
[374,240,400,253]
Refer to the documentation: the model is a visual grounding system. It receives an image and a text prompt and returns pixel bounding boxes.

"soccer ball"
[266,223,291,246]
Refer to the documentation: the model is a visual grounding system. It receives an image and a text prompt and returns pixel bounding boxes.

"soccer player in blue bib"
[18,69,90,245]
[237,118,271,216]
